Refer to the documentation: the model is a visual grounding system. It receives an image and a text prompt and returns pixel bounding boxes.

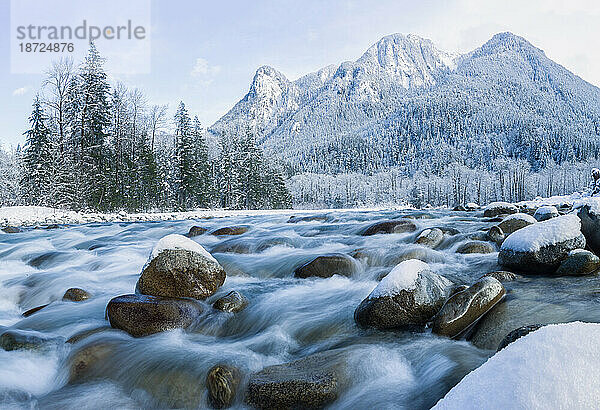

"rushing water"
[1,209,600,409]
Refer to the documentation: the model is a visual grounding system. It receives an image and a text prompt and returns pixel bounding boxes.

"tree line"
[15,43,291,212]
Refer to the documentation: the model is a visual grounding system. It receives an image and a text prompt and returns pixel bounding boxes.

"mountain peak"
[474,31,543,57]
[248,65,290,99]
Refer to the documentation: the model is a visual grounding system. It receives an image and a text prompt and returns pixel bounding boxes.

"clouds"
[12,87,29,97]
[190,58,221,86]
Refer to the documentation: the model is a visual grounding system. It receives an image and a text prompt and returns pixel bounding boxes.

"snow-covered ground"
[0,205,406,227]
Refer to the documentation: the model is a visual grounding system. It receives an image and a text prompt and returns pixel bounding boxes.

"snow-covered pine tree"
[173,102,194,209]
[239,127,266,209]
[191,116,213,207]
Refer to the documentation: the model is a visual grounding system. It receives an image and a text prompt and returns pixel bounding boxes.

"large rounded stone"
[487,225,505,244]
[0,329,62,351]
[498,213,536,235]
[68,341,117,382]
[294,254,357,279]
[354,260,452,329]
[479,271,518,283]
[213,291,249,313]
[385,247,446,265]
[534,206,559,222]
[106,294,203,337]
[287,215,328,223]
[499,214,586,274]
[456,241,495,254]
[245,350,347,410]
[431,277,505,338]
[483,202,518,217]
[415,228,444,248]
[555,249,600,276]
[496,324,544,351]
[211,226,249,236]
[137,235,226,300]
[63,288,91,302]
[187,226,207,237]
[207,364,241,409]
[360,220,417,236]
[576,202,600,255]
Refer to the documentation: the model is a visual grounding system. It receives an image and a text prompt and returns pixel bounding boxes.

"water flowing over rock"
[0,329,63,351]
[294,254,357,278]
[487,225,504,244]
[287,215,329,223]
[483,202,518,217]
[431,277,505,338]
[1,226,21,233]
[354,259,452,329]
[63,288,91,302]
[497,213,536,235]
[106,294,203,337]
[187,226,207,237]
[22,304,49,317]
[555,249,600,276]
[415,228,444,248]
[137,234,226,299]
[498,214,586,274]
[213,291,249,313]
[479,271,518,283]
[245,349,347,409]
[360,220,417,236]
[456,241,495,254]
[534,206,559,222]
[211,226,249,236]
[207,364,241,409]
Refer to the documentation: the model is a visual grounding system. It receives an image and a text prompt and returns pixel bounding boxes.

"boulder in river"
[414,228,444,248]
[479,270,518,283]
[187,226,207,237]
[287,215,328,223]
[68,340,117,382]
[213,291,249,313]
[487,225,504,244]
[431,277,506,338]
[211,226,249,236]
[576,200,600,255]
[354,259,452,329]
[497,213,536,235]
[533,205,559,222]
[207,364,241,409]
[63,288,91,302]
[294,254,357,279]
[0,329,62,351]
[483,202,518,217]
[456,241,495,254]
[555,249,600,276]
[496,324,544,351]
[106,294,203,337]
[498,214,586,274]
[1,226,21,233]
[385,246,446,266]
[22,304,49,317]
[137,234,226,300]
[453,205,467,211]
[465,202,479,211]
[245,349,347,410]
[360,220,417,236]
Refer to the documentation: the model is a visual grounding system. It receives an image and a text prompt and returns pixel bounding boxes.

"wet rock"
[43,224,60,230]
[22,303,49,317]
[211,242,252,254]
[483,202,518,217]
[287,215,328,223]
[294,254,357,279]
[453,205,467,211]
[431,277,506,338]
[211,226,249,236]
[402,213,434,220]
[534,205,559,222]
[576,202,600,255]
[207,364,241,409]
[433,226,460,236]
[555,249,600,276]
[213,291,249,313]
[187,226,207,237]
[467,231,490,242]
[68,340,117,382]
[498,213,536,235]
[415,228,444,248]
[245,349,347,410]
[360,220,417,236]
[449,284,469,297]
[497,324,544,351]
[456,241,495,254]
[354,260,452,329]
[480,270,518,283]
[0,329,62,351]
[63,288,91,302]
[385,247,446,265]
[487,225,504,244]
[2,226,21,233]
[256,237,295,252]
[499,214,586,274]
[66,326,112,344]
[137,234,226,300]
[106,294,203,337]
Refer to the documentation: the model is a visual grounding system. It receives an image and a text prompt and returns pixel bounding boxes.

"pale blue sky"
[2,0,600,147]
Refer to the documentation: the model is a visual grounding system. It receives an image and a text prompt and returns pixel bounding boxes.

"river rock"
[534,205,559,222]
[483,202,518,217]
[496,324,544,351]
[465,202,479,211]
[453,205,467,211]
[63,288,91,302]
[576,200,600,255]
[137,234,226,299]
[555,249,600,276]
[354,259,452,329]
[66,326,112,344]
[211,241,252,254]
[213,291,249,313]
[187,226,207,237]
[431,277,505,338]
[385,246,446,266]
[415,228,444,248]
[207,364,241,409]
[0,329,62,351]
[2,226,21,233]
[487,225,504,244]
[106,294,203,337]
[287,215,328,223]
[245,349,347,410]
[456,241,495,254]
[479,270,518,282]
[498,213,536,235]
[22,303,49,317]
[360,220,417,236]
[68,340,117,382]
[498,214,586,274]
[294,254,357,279]
[211,226,249,236]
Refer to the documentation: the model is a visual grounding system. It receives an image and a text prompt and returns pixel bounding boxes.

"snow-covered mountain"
[210,32,600,175]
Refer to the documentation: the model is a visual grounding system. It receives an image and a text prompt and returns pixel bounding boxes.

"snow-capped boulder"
[433,322,600,409]
[414,228,444,248]
[360,220,417,236]
[137,234,226,300]
[456,241,495,254]
[483,202,518,218]
[294,254,358,278]
[555,249,600,276]
[431,277,505,338]
[497,213,536,235]
[498,214,586,274]
[465,203,479,211]
[533,205,559,222]
[575,199,600,255]
[354,259,452,329]
[453,205,466,211]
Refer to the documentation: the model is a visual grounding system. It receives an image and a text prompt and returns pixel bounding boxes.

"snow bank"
[433,322,600,409]
[369,259,445,298]
[149,234,217,263]
[501,214,582,253]
[484,201,516,211]
[574,197,600,215]
[534,205,558,216]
